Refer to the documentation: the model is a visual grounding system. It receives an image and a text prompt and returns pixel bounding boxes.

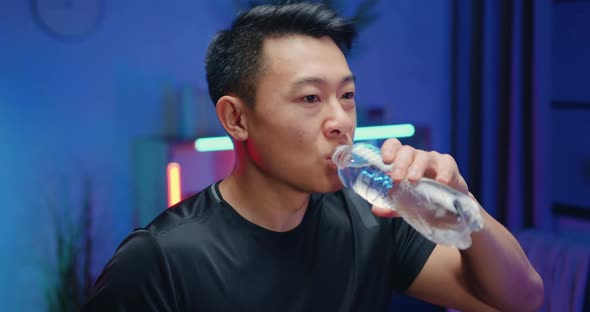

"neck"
[219,156,311,232]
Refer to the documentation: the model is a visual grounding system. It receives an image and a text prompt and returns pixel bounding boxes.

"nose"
[323,98,355,141]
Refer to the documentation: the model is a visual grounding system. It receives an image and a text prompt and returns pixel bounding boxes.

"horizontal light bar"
[353,124,415,141]
[195,123,415,152]
[194,136,234,152]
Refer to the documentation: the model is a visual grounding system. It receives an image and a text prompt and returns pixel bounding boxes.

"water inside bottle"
[338,164,395,209]
[333,143,483,249]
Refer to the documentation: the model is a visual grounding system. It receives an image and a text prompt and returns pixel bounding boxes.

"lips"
[326,157,338,169]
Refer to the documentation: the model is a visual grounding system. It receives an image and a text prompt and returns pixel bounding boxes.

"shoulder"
[84,187,221,309]
[94,183,220,285]
[83,228,178,310]
[99,185,223,274]
[144,185,219,236]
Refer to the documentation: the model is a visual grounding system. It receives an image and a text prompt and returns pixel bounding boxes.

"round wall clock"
[31,0,104,41]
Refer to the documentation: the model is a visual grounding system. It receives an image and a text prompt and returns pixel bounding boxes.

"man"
[83,3,543,311]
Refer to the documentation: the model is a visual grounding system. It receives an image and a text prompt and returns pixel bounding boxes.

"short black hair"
[205,2,357,107]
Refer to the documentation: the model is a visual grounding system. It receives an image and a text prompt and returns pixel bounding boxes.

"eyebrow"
[291,74,356,90]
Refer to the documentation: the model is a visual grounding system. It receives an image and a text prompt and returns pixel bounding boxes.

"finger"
[406,151,435,183]
[390,145,416,181]
[454,174,469,194]
[434,154,469,194]
[381,138,402,164]
[371,205,401,218]
[434,153,456,185]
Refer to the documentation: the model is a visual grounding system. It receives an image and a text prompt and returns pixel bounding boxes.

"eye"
[303,95,319,103]
[342,91,355,100]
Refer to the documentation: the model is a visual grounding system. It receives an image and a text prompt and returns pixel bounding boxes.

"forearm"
[460,206,543,312]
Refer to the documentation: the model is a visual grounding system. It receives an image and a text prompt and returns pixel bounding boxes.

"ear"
[215,95,249,142]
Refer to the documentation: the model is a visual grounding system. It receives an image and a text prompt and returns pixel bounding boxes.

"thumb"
[371,205,401,218]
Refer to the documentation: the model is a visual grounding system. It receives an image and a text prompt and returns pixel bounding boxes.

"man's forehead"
[261,34,340,60]
[260,35,350,77]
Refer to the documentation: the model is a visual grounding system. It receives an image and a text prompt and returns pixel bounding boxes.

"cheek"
[270,129,314,168]
[245,140,264,166]
[288,128,319,160]
[249,108,321,162]
[294,129,306,146]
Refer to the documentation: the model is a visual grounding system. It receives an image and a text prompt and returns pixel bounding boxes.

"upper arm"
[404,245,499,312]
[82,230,178,312]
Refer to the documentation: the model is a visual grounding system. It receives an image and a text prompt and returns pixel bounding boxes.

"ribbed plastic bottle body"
[333,143,483,249]
[337,162,396,210]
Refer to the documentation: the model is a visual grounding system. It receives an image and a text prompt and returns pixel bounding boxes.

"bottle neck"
[331,144,353,168]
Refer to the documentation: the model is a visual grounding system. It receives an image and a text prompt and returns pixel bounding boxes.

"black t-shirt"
[83,182,435,312]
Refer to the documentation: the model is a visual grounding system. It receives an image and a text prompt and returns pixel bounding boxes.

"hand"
[371,138,469,218]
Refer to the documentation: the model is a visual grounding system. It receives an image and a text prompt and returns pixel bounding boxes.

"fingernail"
[408,169,418,179]
[393,168,403,179]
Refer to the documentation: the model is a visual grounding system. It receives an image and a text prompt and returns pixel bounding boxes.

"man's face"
[243,35,356,193]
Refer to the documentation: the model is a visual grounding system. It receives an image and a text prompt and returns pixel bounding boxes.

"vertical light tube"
[167,162,182,207]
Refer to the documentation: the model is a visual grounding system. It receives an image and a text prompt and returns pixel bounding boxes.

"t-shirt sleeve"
[389,218,436,292]
[81,229,178,312]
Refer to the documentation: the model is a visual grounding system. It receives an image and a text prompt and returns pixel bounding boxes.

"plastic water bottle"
[332,143,484,249]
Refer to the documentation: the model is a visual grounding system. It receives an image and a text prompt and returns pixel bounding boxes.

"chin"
[317,179,345,193]
[306,167,344,193]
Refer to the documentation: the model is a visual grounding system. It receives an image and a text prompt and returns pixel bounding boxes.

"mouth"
[327,143,351,158]
[326,157,338,171]
[326,142,352,166]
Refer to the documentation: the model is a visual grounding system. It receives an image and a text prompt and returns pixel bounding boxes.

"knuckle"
[438,172,453,183]
[417,152,431,164]
[385,138,402,149]
[428,150,439,158]
[442,153,456,163]
[398,145,414,155]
